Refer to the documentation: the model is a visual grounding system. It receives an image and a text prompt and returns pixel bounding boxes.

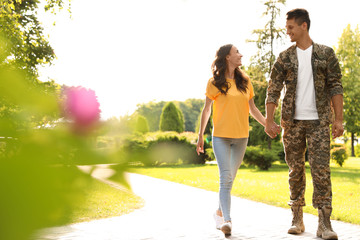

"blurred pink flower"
[63,87,101,129]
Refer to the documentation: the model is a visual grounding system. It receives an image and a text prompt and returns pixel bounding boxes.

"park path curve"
[34,165,360,240]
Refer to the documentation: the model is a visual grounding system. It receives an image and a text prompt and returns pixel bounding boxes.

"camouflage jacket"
[266,42,343,127]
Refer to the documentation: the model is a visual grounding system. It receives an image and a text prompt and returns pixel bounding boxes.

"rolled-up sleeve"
[205,78,220,100]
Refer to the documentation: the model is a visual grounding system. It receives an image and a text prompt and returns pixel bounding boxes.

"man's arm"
[326,48,344,139]
[331,94,344,139]
[265,103,281,138]
[265,56,285,138]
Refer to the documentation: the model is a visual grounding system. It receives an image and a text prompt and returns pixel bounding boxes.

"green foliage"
[119,132,207,166]
[336,24,360,157]
[135,115,149,134]
[331,146,348,167]
[0,40,126,240]
[195,109,213,135]
[205,147,215,160]
[159,102,184,133]
[135,101,166,132]
[176,99,204,131]
[243,146,278,170]
[135,99,204,132]
[247,0,286,75]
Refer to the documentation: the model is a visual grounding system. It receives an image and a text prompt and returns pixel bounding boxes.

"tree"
[0,0,70,128]
[135,101,166,131]
[336,24,360,157]
[247,0,286,149]
[135,99,204,132]
[176,99,204,132]
[159,102,184,133]
[135,115,149,134]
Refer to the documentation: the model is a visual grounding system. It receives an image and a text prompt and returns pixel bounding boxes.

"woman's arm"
[196,97,213,155]
[249,98,266,127]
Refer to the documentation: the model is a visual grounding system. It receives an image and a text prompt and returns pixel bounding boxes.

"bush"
[331,147,348,167]
[271,142,285,163]
[159,102,184,133]
[356,144,360,157]
[120,132,206,166]
[135,115,149,134]
[244,146,277,170]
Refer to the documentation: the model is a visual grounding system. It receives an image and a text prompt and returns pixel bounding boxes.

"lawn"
[124,157,360,225]
[70,176,144,223]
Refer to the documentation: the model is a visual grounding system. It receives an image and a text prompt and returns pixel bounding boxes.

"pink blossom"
[63,87,101,130]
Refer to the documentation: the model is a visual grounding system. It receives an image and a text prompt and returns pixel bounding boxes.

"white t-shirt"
[294,45,319,120]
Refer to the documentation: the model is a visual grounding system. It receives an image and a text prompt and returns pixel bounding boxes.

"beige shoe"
[317,206,338,240]
[220,222,232,235]
[288,206,305,234]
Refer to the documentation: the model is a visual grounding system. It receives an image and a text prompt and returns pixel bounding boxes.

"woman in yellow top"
[196,44,278,235]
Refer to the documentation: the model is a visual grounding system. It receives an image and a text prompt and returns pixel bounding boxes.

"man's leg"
[306,122,337,239]
[283,121,307,234]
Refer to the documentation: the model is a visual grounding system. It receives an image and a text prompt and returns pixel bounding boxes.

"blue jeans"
[213,136,248,222]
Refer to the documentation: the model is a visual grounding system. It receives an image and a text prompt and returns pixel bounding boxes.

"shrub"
[135,115,149,134]
[356,144,360,157]
[331,147,348,167]
[271,142,285,163]
[159,102,184,133]
[120,131,206,166]
[244,146,277,170]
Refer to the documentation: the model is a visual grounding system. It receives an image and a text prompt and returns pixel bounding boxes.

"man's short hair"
[286,8,311,31]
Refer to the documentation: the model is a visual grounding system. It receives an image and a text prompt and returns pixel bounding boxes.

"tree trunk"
[351,132,355,157]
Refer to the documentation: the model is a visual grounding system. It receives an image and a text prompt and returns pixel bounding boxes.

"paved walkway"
[34,165,360,240]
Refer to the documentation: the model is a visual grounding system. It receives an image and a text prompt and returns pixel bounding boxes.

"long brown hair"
[211,44,248,95]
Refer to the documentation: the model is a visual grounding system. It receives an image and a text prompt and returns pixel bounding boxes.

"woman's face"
[226,46,243,67]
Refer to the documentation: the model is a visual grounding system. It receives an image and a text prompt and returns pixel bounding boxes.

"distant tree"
[135,99,204,132]
[336,24,360,157]
[159,102,184,133]
[247,0,286,149]
[176,99,204,131]
[195,109,213,136]
[245,65,270,146]
[135,115,149,134]
[135,101,166,131]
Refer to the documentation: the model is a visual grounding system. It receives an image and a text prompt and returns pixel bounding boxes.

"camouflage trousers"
[282,120,332,209]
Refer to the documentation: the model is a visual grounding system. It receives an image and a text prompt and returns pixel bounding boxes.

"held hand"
[196,135,204,155]
[265,120,281,139]
[332,120,344,139]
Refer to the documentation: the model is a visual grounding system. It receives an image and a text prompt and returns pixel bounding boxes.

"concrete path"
[34,165,360,240]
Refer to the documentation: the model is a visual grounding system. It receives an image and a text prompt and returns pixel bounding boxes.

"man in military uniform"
[265,8,343,240]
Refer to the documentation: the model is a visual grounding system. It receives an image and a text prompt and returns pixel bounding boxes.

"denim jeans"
[212,136,248,222]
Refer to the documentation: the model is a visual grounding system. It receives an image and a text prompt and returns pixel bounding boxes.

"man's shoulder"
[313,42,335,58]
[279,44,296,58]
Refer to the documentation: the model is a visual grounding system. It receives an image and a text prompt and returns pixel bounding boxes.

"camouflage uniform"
[266,43,343,208]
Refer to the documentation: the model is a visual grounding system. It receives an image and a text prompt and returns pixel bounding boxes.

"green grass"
[125,157,360,225]
[70,177,144,223]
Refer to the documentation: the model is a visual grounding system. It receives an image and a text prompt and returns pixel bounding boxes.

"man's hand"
[265,120,282,139]
[332,120,344,139]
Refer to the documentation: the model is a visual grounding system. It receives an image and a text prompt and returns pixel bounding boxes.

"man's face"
[286,18,306,42]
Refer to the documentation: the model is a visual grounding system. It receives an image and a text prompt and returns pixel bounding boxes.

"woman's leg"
[230,138,248,181]
[213,137,248,222]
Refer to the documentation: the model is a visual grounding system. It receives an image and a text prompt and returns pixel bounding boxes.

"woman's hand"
[196,135,204,155]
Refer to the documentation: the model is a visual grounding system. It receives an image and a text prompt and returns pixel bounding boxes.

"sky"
[38,0,360,119]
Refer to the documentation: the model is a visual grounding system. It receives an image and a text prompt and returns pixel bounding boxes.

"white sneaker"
[213,212,224,230]
[220,222,232,235]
